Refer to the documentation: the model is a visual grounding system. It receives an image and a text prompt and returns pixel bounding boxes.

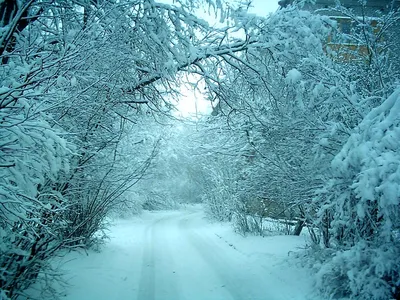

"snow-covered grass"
[27,206,317,300]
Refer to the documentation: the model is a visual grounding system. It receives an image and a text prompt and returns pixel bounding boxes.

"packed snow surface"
[58,206,316,300]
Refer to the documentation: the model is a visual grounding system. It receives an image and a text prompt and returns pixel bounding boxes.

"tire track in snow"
[178,212,311,300]
[178,215,251,300]
[137,213,181,300]
[137,219,156,300]
[137,210,297,300]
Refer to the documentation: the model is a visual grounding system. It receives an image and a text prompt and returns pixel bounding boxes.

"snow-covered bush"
[0,47,72,300]
[232,211,263,236]
[313,87,400,299]
[201,5,339,237]
[196,4,399,297]
[202,169,237,222]
[142,192,180,211]
[110,191,144,218]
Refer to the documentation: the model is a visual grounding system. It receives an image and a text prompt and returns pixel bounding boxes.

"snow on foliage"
[314,87,400,299]
[0,0,227,297]
[1,0,399,298]
[286,68,302,84]
[0,76,72,299]
[196,2,399,298]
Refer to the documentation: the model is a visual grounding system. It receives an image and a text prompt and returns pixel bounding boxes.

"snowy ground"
[51,206,317,300]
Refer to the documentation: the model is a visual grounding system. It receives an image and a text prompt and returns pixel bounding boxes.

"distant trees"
[132,122,202,211]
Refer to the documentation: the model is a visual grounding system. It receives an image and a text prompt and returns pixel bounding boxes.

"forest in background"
[0,0,399,299]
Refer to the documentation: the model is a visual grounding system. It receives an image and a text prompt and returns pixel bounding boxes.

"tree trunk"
[292,219,305,236]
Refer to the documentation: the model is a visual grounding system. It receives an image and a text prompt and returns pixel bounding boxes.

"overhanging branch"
[122,39,258,95]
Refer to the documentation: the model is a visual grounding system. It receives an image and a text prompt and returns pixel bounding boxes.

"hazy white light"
[248,0,279,15]
[174,0,279,118]
[174,80,213,119]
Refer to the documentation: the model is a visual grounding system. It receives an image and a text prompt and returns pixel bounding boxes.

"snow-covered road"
[59,207,316,300]
[137,209,276,300]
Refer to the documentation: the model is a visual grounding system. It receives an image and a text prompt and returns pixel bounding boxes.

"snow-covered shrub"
[203,183,236,222]
[205,6,338,237]
[110,191,144,218]
[313,87,400,299]
[142,191,180,211]
[315,242,399,299]
[231,212,250,236]
[232,213,264,236]
[0,66,72,299]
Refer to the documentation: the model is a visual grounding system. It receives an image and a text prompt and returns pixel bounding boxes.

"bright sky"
[175,0,279,119]
[247,0,280,16]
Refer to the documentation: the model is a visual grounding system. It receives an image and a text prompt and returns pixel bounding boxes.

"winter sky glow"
[248,0,279,16]
[176,0,279,118]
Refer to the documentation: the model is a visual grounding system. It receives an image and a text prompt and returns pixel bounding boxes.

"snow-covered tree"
[2,0,399,298]
[313,87,400,300]
[0,0,247,297]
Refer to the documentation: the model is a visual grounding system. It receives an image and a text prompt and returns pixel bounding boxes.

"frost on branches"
[314,88,400,299]
[0,77,72,299]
